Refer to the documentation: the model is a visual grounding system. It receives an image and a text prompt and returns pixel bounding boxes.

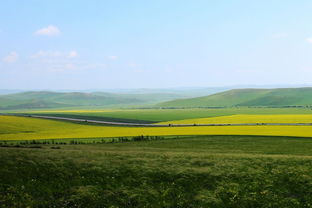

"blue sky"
[1,0,312,90]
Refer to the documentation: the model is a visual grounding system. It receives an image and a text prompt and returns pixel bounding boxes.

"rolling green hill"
[0,91,189,110]
[158,87,312,108]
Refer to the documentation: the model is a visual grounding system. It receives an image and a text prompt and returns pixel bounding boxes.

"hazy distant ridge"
[158,88,312,108]
[0,87,231,110]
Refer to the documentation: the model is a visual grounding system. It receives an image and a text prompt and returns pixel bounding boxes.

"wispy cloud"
[35,62,107,72]
[2,52,18,63]
[107,55,118,60]
[306,37,312,44]
[30,51,61,59]
[34,25,60,36]
[80,63,107,70]
[68,51,78,58]
[128,62,141,68]
[30,50,78,59]
[272,33,288,39]
[29,50,105,72]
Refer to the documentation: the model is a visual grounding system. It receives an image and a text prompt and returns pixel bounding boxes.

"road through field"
[8,114,312,127]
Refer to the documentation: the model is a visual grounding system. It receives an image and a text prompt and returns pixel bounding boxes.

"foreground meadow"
[1,135,312,207]
[2,111,312,207]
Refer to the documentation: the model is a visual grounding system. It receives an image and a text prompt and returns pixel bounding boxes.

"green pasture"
[25,107,312,123]
[159,88,312,108]
[1,135,312,207]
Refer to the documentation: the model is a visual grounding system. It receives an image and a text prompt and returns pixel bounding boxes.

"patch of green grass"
[29,113,155,124]
[25,107,312,123]
[1,135,312,207]
[159,87,312,107]
[0,91,189,110]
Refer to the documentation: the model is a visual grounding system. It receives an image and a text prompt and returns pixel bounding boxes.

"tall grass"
[1,135,312,207]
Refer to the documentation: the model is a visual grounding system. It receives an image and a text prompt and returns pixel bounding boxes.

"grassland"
[1,135,312,207]
[23,107,312,123]
[3,107,312,207]
[3,115,312,140]
[159,87,312,108]
[4,87,312,110]
[0,91,195,110]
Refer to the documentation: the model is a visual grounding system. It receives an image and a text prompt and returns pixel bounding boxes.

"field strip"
[5,114,312,127]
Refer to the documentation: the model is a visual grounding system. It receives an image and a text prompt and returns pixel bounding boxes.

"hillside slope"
[0,91,187,110]
[158,88,312,108]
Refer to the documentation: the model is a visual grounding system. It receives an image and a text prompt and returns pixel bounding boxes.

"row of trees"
[0,135,166,147]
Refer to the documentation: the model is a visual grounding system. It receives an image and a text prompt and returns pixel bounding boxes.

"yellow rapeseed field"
[158,114,312,125]
[2,115,312,140]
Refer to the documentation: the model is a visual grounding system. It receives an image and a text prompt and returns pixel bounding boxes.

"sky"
[1,0,312,90]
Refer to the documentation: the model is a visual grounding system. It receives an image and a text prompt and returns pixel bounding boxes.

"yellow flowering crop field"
[2,115,312,140]
[158,114,312,125]
[25,107,312,122]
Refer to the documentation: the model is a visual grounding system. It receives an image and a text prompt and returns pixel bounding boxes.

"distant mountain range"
[158,88,312,108]
[2,87,312,110]
[0,88,227,110]
[0,91,178,110]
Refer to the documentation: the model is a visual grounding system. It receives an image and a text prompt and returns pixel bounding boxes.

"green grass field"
[24,107,312,123]
[159,88,312,108]
[3,87,312,110]
[0,91,192,110]
[2,108,312,207]
[1,135,312,207]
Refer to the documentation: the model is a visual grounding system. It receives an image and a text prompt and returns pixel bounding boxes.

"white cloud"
[133,68,145,73]
[107,55,118,60]
[64,63,76,70]
[30,50,62,59]
[2,52,18,63]
[272,33,288,39]
[30,50,78,59]
[29,50,104,72]
[306,37,312,44]
[34,62,106,72]
[34,25,60,36]
[128,62,141,68]
[80,63,107,70]
[68,51,78,58]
